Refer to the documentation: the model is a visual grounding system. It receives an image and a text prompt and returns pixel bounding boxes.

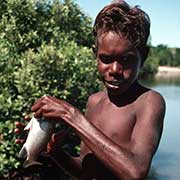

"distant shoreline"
[156,66,180,77]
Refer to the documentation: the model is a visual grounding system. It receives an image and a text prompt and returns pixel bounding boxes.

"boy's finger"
[24,115,31,121]
[15,122,25,128]
[52,130,69,142]
[15,139,25,144]
[14,128,22,134]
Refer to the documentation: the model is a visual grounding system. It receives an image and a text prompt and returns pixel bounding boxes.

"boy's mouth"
[104,80,125,88]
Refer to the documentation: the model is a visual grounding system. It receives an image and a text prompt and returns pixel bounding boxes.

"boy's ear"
[140,46,150,66]
[144,46,150,59]
[92,44,97,56]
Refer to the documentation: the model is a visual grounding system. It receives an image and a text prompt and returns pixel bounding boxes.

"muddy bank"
[156,66,180,78]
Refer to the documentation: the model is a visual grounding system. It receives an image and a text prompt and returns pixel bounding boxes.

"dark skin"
[15,32,165,180]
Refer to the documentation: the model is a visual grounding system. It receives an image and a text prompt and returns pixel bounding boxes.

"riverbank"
[156,66,180,77]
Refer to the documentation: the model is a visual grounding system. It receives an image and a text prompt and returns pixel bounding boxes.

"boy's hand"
[14,115,30,144]
[47,130,69,154]
[31,95,84,126]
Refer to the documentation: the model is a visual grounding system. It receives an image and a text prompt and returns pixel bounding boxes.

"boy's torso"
[80,85,152,179]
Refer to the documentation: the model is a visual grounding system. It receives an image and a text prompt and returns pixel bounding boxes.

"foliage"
[139,47,159,79]
[155,45,173,66]
[0,0,93,53]
[139,45,180,79]
[154,45,180,67]
[174,48,180,66]
[14,39,99,112]
[0,0,179,177]
[0,0,99,177]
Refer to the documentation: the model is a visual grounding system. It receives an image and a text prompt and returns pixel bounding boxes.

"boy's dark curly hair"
[93,1,150,52]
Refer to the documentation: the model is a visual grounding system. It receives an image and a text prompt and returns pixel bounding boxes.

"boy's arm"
[48,148,82,179]
[69,92,165,180]
[31,93,165,180]
[46,131,82,179]
[76,91,165,180]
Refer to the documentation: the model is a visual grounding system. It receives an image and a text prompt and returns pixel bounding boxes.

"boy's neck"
[107,80,148,107]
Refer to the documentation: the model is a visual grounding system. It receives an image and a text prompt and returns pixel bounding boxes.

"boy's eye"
[99,54,135,64]
[121,56,128,62]
[120,54,134,63]
[99,55,112,64]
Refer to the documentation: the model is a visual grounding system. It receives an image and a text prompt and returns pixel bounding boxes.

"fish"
[19,116,55,168]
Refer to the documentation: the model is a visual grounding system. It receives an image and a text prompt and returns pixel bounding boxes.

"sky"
[76,0,180,48]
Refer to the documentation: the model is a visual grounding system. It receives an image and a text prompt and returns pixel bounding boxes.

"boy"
[16,1,165,179]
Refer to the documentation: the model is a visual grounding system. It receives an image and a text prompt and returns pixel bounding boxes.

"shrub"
[0,0,100,177]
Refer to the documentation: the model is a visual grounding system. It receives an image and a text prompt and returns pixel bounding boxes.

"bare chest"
[87,102,136,146]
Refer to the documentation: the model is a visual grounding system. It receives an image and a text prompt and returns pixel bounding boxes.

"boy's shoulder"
[87,91,107,108]
[139,88,165,104]
[137,88,166,115]
[134,83,165,104]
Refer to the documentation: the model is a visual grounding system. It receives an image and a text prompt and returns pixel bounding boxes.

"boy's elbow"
[115,164,149,180]
[129,165,149,180]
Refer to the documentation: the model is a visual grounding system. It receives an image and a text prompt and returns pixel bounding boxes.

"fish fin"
[19,147,27,159]
[23,160,43,169]
[24,118,33,130]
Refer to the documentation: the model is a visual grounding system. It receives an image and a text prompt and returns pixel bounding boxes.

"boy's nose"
[109,61,123,75]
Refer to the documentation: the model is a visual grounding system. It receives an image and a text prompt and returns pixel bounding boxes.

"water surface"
[142,76,180,180]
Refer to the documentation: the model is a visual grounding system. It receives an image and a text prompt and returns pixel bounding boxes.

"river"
[142,75,180,180]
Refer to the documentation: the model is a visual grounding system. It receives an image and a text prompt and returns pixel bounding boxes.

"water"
[142,76,180,180]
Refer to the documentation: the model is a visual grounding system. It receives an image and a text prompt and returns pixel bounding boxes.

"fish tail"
[23,159,43,169]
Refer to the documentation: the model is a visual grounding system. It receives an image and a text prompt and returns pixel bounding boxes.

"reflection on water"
[141,75,180,180]
[141,74,180,87]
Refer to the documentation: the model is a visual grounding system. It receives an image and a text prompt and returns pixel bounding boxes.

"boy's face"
[96,31,142,96]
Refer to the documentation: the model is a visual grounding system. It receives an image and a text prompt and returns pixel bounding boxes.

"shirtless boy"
[15,1,165,179]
